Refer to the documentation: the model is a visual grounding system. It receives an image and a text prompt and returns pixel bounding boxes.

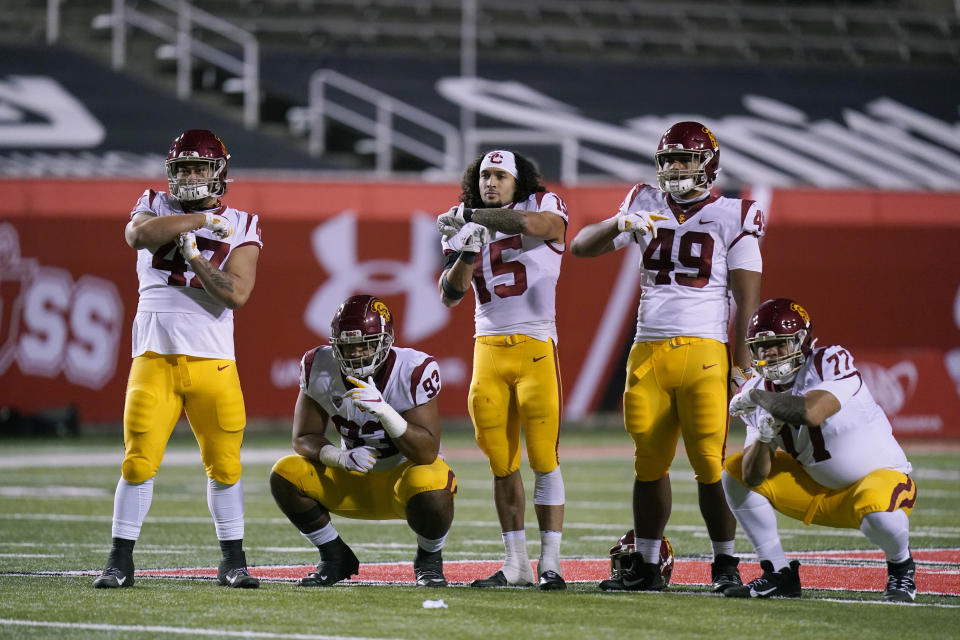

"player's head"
[654,121,720,198]
[746,298,814,385]
[330,295,395,378]
[609,530,674,586]
[460,149,546,208]
[166,129,230,205]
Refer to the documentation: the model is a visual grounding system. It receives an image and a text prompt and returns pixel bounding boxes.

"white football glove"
[617,210,669,239]
[203,211,232,238]
[345,376,408,439]
[318,444,376,473]
[756,415,781,444]
[176,231,201,262]
[437,203,471,238]
[728,387,758,417]
[447,222,490,254]
[730,365,755,394]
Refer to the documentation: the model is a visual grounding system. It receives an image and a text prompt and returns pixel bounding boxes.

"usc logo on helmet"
[371,299,392,322]
[790,302,810,325]
[702,126,718,149]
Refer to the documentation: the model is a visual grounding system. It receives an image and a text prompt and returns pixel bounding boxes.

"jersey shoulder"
[131,189,179,218]
[389,346,441,405]
[624,183,668,212]
[708,196,766,237]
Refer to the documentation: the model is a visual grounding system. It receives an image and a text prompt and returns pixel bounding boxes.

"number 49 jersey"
[130,189,263,359]
[300,346,442,471]
[740,345,912,489]
[611,184,764,343]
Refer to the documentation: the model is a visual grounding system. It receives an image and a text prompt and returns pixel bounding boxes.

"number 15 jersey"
[129,189,263,360]
[611,184,764,343]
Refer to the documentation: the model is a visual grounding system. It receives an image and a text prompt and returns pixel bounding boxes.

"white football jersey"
[740,345,911,488]
[610,184,764,343]
[441,191,568,342]
[300,345,442,471]
[129,189,263,359]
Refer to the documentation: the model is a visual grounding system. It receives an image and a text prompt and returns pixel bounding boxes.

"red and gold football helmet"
[166,129,230,202]
[329,295,395,378]
[654,121,720,196]
[746,298,814,384]
[609,530,675,586]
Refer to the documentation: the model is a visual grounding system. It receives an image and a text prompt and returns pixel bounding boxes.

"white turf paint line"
[4,513,959,538]
[0,619,406,640]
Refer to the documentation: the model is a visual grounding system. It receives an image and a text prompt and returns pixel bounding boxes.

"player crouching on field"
[269,295,457,587]
[722,298,917,601]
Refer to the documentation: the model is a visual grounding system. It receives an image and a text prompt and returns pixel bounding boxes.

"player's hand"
[202,212,232,238]
[437,203,472,237]
[617,211,669,239]
[729,387,757,417]
[730,365,755,394]
[345,375,409,439]
[176,231,201,262]
[342,446,377,473]
[447,222,489,254]
[756,415,780,444]
[344,375,387,415]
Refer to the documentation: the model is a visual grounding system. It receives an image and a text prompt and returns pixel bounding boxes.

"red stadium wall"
[1,179,958,438]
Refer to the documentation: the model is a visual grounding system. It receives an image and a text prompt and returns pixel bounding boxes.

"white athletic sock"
[207,478,245,541]
[721,470,788,571]
[111,477,154,540]
[636,538,662,564]
[538,530,562,575]
[303,522,339,547]
[417,534,447,553]
[501,530,534,584]
[711,539,736,558]
[860,510,911,563]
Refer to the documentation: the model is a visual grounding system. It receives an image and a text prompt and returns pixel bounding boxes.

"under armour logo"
[304,212,449,342]
[487,152,504,164]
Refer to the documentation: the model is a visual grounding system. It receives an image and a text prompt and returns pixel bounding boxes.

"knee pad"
[123,388,157,435]
[121,455,158,484]
[533,467,565,506]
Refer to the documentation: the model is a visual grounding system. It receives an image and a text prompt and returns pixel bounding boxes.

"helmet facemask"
[655,149,713,195]
[330,330,394,379]
[166,157,228,203]
[748,330,808,385]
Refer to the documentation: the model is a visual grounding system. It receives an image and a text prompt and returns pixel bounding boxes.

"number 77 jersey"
[611,184,764,343]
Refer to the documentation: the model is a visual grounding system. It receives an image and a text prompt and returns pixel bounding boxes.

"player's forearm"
[467,207,525,235]
[439,261,474,308]
[741,441,773,486]
[570,219,619,257]
[187,257,251,309]
[126,213,204,250]
[392,424,440,465]
[292,434,333,463]
[751,390,808,426]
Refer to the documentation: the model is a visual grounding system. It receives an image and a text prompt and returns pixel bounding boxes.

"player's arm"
[741,438,775,487]
[728,268,762,370]
[125,211,205,252]
[394,397,442,465]
[465,207,565,243]
[186,244,259,310]
[291,390,335,461]
[750,388,841,427]
[439,253,475,308]
[570,217,621,258]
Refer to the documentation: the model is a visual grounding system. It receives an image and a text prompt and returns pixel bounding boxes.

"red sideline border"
[132,549,960,596]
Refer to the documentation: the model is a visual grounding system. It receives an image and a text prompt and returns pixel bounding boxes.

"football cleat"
[298,544,360,587]
[218,552,260,589]
[93,552,134,589]
[710,554,743,593]
[538,570,567,591]
[598,554,665,592]
[883,556,916,603]
[724,560,801,598]
[414,554,448,588]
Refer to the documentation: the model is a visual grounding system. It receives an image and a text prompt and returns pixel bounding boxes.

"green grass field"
[1,424,958,639]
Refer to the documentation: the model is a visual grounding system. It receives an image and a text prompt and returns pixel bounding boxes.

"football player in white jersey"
[570,122,763,593]
[270,295,457,587]
[436,150,569,590]
[94,129,263,589]
[723,298,917,601]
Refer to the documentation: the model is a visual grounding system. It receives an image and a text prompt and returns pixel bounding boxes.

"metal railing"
[95,0,259,128]
[302,69,462,177]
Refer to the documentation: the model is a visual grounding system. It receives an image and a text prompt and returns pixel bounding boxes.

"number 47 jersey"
[130,189,263,360]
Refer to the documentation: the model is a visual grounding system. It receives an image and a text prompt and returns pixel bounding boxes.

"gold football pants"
[724,451,916,528]
[271,455,458,519]
[623,337,730,483]
[468,334,563,477]
[122,352,246,484]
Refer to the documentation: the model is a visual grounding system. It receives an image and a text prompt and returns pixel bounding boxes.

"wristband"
[377,403,408,439]
[441,274,468,301]
[458,250,477,264]
[317,444,344,469]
